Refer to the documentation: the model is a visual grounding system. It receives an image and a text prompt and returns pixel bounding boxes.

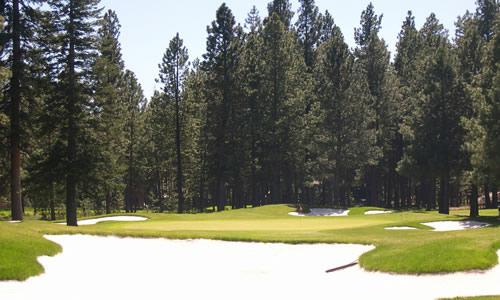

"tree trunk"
[215,178,225,212]
[367,167,379,207]
[415,181,422,209]
[197,163,205,212]
[320,181,327,206]
[492,185,498,211]
[340,185,347,208]
[9,0,23,221]
[125,104,136,213]
[470,184,479,217]
[430,178,437,210]
[438,175,450,215]
[174,63,184,213]
[283,166,293,204]
[484,184,491,209]
[423,179,432,210]
[105,190,111,214]
[271,165,281,204]
[49,181,56,221]
[175,108,184,213]
[232,177,244,209]
[65,2,78,227]
[250,163,257,207]
[157,166,164,212]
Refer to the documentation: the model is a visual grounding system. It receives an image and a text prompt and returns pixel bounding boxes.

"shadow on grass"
[470,216,500,227]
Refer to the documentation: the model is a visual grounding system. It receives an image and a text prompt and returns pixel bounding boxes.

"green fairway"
[443,297,500,300]
[1,205,500,282]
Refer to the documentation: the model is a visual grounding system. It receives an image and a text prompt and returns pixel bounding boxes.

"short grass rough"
[442,297,500,300]
[0,222,61,281]
[1,205,500,283]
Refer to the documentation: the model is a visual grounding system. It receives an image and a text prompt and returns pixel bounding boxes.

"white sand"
[423,221,491,232]
[6,220,22,223]
[289,208,349,217]
[365,210,393,215]
[385,226,418,230]
[58,216,147,226]
[1,235,500,300]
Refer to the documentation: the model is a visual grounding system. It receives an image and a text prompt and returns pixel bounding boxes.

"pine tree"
[158,33,189,213]
[182,60,210,211]
[93,9,126,214]
[1,0,48,220]
[238,9,265,207]
[144,90,173,211]
[405,14,468,214]
[202,3,237,211]
[318,10,335,43]
[473,0,499,212]
[48,0,101,226]
[0,13,12,211]
[395,11,420,85]
[354,2,382,48]
[8,0,23,220]
[354,3,392,207]
[475,0,499,41]
[123,70,146,213]
[23,6,63,220]
[266,0,294,29]
[245,6,261,33]
[261,13,308,204]
[425,45,466,215]
[314,26,374,206]
[480,12,500,214]
[296,0,320,68]
[393,11,420,208]
[17,3,72,219]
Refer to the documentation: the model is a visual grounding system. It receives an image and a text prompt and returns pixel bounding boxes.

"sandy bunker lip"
[385,226,418,230]
[385,220,491,231]
[57,216,148,226]
[1,235,500,300]
[365,210,393,215]
[288,208,350,217]
[422,220,491,232]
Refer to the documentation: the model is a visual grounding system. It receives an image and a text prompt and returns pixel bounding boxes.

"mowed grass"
[0,222,61,281]
[1,205,500,282]
[443,297,500,300]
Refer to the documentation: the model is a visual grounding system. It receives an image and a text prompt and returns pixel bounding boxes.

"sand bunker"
[422,221,491,232]
[365,210,393,215]
[289,208,349,217]
[5,220,22,223]
[385,226,418,230]
[1,235,500,300]
[58,216,147,226]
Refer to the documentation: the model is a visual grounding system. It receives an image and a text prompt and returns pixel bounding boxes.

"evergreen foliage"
[0,0,498,221]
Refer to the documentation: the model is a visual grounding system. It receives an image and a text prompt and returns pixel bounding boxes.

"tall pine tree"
[202,3,237,211]
[48,0,101,226]
[158,33,189,213]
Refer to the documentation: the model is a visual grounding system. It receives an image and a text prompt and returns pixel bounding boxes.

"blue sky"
[99,0,478,98]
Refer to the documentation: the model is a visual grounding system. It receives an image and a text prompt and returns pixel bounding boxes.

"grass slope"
[1,205,500,283]
[0,222,61,281]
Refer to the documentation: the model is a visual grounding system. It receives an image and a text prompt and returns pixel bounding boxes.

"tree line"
[0,0,499,225]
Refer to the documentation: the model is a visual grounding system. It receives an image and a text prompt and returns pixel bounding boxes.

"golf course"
[1,0,499,299]
[1,205,500,299]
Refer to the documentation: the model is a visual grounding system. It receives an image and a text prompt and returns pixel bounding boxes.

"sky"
[99,0,478,99]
